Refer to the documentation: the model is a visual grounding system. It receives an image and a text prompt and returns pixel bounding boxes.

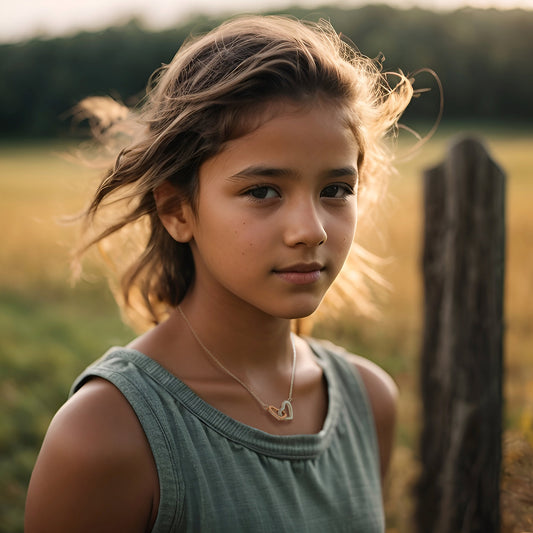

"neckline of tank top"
[104,339,344,460]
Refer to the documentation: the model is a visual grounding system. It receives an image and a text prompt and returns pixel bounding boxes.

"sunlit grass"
[0,140,96,288]
[1,124,531,532]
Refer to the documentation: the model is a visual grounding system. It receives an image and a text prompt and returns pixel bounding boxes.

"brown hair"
[73,15,414,330]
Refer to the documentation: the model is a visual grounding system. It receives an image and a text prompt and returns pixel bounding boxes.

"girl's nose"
[283,199,327,247]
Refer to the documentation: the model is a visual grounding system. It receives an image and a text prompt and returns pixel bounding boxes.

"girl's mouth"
[273,263,324,284]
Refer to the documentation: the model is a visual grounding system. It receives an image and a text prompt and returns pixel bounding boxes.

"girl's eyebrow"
[228,165,293,181]
[327,166,359,180]
[227,165,358,181]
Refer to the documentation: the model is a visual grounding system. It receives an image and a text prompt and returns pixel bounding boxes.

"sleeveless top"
[70,338,385,533]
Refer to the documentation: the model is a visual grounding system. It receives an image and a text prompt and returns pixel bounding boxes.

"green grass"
[0,284,132,533]
[1,124,532,532]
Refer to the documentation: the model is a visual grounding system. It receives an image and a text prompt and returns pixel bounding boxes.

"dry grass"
[382,127,533,532]
[389,127,533,434]
[0,140,96,288]
[1,125,531,531]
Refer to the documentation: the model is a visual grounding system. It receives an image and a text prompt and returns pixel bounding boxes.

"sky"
[2,0,532,43]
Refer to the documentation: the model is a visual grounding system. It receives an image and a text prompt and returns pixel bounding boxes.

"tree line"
[1,4,531,138]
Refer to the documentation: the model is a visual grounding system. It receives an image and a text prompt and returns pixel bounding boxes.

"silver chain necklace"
[177,306,296,421]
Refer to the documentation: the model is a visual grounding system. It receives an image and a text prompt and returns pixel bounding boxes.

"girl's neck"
[176,294,294,373]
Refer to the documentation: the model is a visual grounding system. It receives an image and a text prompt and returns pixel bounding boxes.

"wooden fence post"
[414,136,506,533]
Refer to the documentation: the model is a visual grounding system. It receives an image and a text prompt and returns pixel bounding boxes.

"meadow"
[1,124,532,532]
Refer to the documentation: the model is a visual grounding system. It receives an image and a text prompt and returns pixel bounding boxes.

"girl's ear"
[153,181,194,243]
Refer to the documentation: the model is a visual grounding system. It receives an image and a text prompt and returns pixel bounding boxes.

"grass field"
[1,124,532,532]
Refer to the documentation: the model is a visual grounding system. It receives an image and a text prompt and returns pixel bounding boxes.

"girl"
[26,15,414,532]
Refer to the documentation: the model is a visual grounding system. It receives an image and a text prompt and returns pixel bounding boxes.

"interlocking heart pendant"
[267,400,293,421]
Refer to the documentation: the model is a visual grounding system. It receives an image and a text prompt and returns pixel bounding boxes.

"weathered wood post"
[415,137,506,533]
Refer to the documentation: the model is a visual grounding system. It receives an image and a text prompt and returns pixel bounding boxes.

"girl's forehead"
[226,97,356,146]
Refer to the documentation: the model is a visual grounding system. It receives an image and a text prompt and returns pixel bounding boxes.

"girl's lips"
[275,270,322,284]
[273,263,324,284]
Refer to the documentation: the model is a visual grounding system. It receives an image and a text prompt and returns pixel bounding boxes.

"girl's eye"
[321,184,354,199]
[246,186,280,200]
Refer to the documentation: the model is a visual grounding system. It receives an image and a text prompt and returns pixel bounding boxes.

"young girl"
[26,15,414,532]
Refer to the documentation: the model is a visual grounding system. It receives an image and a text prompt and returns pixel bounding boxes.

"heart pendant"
[267,400,293,421]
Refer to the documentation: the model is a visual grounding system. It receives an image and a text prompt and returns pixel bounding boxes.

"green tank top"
[71,338,385,532]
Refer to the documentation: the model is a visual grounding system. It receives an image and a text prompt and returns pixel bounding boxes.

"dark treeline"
[1,4,531,138]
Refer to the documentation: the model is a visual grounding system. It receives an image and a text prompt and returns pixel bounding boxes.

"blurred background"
[0,1,532,531]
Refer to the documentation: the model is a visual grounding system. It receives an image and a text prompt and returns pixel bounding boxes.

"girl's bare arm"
[25,378,159,533]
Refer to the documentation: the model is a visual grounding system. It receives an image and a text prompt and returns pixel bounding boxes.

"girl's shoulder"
[309,337,398,402]
[25,378,158,533]
[310,337,398,481]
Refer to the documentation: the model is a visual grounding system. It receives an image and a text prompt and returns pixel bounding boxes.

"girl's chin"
[270,300,324,320]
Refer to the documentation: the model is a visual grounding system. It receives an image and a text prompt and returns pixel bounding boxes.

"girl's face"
[186,100,359,320]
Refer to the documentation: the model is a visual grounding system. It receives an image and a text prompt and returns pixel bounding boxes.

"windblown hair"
[74,15,415,330]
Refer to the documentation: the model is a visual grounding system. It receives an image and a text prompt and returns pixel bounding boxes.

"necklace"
[177,306,296,421]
